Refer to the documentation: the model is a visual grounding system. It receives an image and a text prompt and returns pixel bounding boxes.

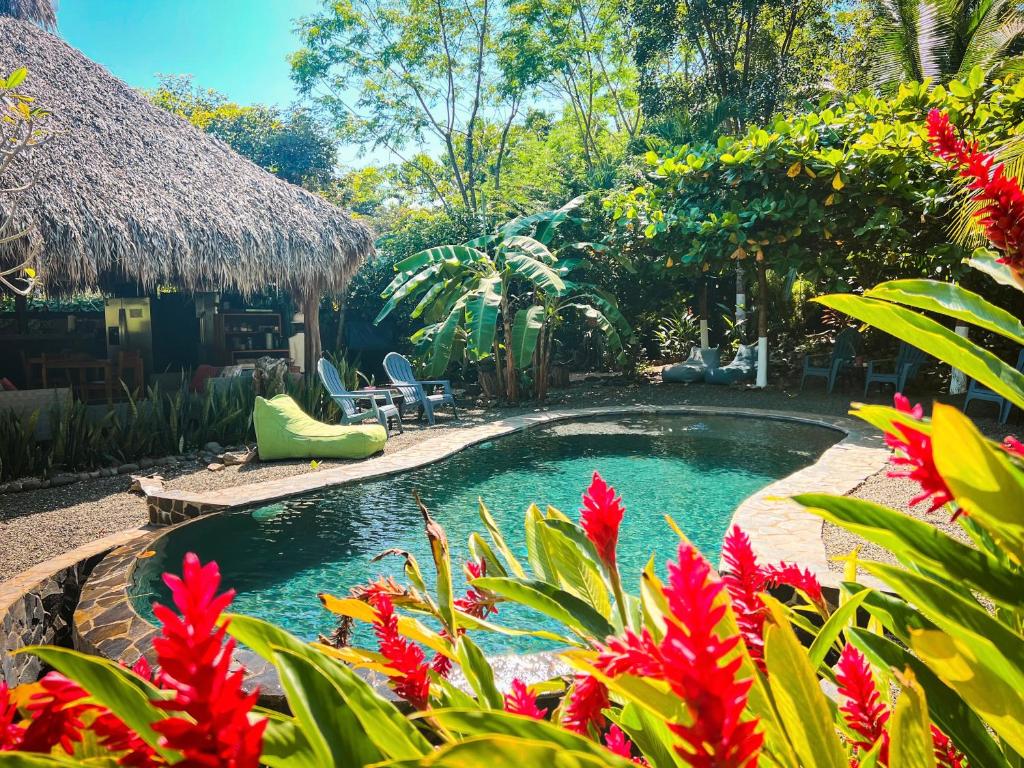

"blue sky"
[58,0,323,108]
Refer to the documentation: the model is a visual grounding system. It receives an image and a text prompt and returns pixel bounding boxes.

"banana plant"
[375,199,634,402]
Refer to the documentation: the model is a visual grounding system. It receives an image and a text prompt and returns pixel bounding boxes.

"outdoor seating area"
[2,0,1024,765]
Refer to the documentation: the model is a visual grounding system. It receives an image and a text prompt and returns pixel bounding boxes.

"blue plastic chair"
[963,349,1024,425]
[382,352,458,426]
[317,358,403,433]
[800,328,859,393]
[864,342,927,397]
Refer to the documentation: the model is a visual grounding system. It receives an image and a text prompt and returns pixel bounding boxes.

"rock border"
[70,405,889,702]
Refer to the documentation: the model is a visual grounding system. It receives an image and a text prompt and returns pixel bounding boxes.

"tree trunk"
[303,292,322,380]
[500,294,518,403]
[333,296,346,355]
[756,258,768,388]
[698,272,710,348]
[735,264,746,336]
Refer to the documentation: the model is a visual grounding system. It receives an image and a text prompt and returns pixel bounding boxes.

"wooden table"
[28,356,113,403]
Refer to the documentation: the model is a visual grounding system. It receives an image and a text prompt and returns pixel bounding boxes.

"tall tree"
[867,0,1024,91]
[501,0,642,174]
[147,75,337,190]
[624,0,842,134]
[291,0,529,220]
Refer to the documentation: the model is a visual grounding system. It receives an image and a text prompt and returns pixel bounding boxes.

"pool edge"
[76,405,890,703]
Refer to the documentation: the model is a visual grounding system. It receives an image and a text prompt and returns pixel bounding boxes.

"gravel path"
[1,374,1014,582]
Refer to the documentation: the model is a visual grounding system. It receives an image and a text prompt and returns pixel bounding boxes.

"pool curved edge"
[73,405,889,703]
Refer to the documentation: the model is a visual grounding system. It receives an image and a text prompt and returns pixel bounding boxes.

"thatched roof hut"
[0,12,374,300]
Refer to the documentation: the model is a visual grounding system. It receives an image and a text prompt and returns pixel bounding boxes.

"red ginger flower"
[836,645,890,763]
[581,472,625,570]
[722,527,768,669]
[371,592,431,710]
[931,726,967,768]
[0,682,25,751]
[762,563,826,615]
[886,394,958,517]
[18,672,94,755]
[721,527,827,671]
[503,678,546,720]
[455,557,496,620]
[836,644,967,768]
[598,543,762,768]
[1003,435,1024,458]
[561,675,609,736]
[604,723,648,765]
[928,109,1024,273]
[151,553,265,768]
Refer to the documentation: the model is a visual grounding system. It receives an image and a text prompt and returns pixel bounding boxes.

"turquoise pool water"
[131,414,839,653]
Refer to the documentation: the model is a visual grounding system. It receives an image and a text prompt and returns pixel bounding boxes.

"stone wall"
[0,555,102,685]
[0,529,149,686]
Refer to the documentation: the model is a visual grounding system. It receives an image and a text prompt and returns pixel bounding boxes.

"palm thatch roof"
[0,13,374,298]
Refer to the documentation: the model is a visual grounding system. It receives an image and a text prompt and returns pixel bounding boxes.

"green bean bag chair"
[254,394,387,461]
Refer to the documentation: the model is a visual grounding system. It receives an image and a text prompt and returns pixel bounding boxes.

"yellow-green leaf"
[889,670,935,768]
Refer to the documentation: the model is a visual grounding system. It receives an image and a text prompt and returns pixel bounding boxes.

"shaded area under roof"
[0,14,374,298]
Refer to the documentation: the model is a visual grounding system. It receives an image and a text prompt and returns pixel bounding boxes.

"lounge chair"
[318,357,403,433]
[864,342,927,397]
[382,352,458,426]
[963,349,1024,424]
[662,347,720,383]
[705,344,757,384]
[800,328,859,393]
[253,394,387,461]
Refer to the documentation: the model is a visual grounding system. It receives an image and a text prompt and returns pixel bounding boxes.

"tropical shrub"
[653,307,700,360]
[376,198,634,401]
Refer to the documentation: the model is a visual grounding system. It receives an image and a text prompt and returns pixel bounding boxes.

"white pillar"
[949,324,969,394]
[756,336,768,388]
[735,266,746,329]
[699,319,710,349]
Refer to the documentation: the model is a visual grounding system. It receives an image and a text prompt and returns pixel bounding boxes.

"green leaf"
[398,734,630,767]
[472,577,615,639]
[223,614,432,758]
[889,672,935,768]
[613,703,679,768]
[376,263,443,323]
[423,709,630,762]
[6,68,27,88]
[762,598,848,768]
[0,757,81,766]
[394,244,487,276]
[850,629,1010,768]
[511,306,544,368]
[502,235,556,264]
[967,248,1024,292]
[468,532,508,578]
[865,279,1024,345]
[479,500,526,578]
[795,493,1023,609]
[271,648,383,767]
[465,276,502,356]
[909,629,1024,756]
[524,503,557,581]
[807,588,871,671]
[259,716,321,768]
[931,403,1024,563]
[814,293,1024,410]
[22,647,175,761]
[537,522,612,619]
[411,281,447,319]
[506,253,566,294]
[454,636,504,709]
[429,300,465,377]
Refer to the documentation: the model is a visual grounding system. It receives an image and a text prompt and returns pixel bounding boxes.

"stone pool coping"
[67,404,889,702]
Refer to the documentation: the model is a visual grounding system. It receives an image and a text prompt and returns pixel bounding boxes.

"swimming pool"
[131,414,840,653]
